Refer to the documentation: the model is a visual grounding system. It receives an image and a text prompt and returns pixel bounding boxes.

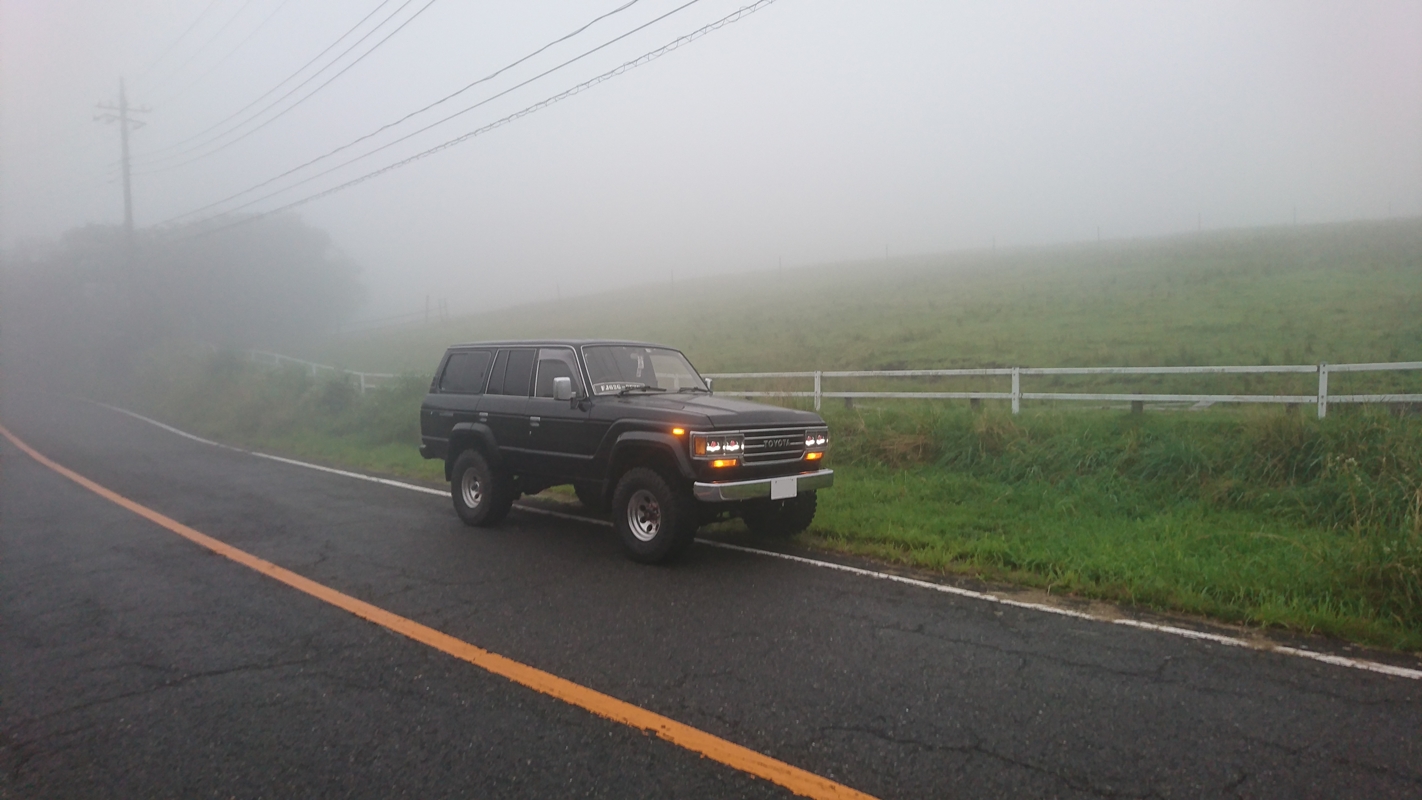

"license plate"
[770,476,797,500]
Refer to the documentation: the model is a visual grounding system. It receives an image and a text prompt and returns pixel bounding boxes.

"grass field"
[308,218,1421,384]
[138,218,1422,651]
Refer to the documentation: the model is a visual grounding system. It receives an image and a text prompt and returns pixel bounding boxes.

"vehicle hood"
[614,394,824,427]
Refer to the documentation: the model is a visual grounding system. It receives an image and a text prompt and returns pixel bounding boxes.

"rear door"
[422,349,493,453]
[481,347,536,470]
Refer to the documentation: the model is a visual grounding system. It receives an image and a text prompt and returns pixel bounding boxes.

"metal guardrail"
[243,350,397,394]
[704,362,1422,418]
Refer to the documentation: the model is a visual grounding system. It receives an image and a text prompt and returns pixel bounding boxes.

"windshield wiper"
[675,386,711,393]
[617,384,667,395]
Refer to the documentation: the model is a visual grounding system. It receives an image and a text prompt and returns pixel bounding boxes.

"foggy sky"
[3,0,1420,321]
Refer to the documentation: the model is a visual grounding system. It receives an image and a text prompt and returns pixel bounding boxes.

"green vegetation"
[135,219,1422,651]
[810,403,1422,650]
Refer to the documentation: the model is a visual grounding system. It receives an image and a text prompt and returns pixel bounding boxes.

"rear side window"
[439,350,493,394]
[487,348,536,396]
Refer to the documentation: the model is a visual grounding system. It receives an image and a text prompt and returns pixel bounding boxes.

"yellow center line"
[0,423,876,800]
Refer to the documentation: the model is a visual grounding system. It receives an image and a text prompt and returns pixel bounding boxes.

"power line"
[142,0,264,99]
[181,0,781,235]
[132,0,426,168]
[156,0,301,106]
[161,0,699,223]
[137,0,440,173]
[128,0,396,163]
[132,0,225,87]
[144,0,648,198]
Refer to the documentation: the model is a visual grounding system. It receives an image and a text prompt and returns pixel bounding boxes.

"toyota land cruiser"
[419,340,833,562]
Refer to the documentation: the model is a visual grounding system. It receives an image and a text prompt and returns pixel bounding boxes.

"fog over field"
[3,0,1419,322]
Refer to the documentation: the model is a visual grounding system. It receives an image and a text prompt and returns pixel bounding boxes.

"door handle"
[529,416,541,428]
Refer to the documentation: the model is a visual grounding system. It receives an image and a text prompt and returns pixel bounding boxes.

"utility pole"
[94,78,149,245]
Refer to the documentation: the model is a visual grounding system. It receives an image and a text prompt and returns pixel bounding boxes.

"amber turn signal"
[710,459,737,468]
[805,451,824,461]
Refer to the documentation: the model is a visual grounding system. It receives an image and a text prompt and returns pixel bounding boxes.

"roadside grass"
[135,350,1422,652]
[808,403,1422,651]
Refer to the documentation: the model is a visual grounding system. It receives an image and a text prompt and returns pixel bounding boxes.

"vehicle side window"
[534,348,583,397]
[438,350,493,394]
[484,350,511,395]
[489,348,535,396]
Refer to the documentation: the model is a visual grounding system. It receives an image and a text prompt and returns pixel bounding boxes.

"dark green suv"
[419,340,833,562]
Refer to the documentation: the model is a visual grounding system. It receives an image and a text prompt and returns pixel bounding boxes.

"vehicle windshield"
[582,345,709,396]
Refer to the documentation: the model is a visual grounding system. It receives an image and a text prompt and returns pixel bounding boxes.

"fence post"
[814,371,822,411]
[1011,367,1021,415]
[1317,362,1329,419]
[359,373,368,395]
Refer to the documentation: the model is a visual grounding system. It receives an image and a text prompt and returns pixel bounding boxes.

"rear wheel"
[742,491,817,537]
[450,450,513,526]
[612,468,698,563]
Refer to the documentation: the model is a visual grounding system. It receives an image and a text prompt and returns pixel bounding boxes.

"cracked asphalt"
[2,392,1420,799]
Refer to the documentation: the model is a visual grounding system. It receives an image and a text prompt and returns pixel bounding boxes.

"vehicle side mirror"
[705,378,713,394]
[553,376,574,401]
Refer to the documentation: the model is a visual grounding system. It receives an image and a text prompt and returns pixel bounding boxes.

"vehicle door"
[480,347,536,470]
[525,347,598,480]
[422,349,493,452]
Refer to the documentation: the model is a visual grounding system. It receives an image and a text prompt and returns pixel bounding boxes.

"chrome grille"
[742,427,807,464]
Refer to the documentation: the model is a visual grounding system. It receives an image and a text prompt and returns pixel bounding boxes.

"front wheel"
[612,468,698,563]
[742,491,817,537]
[450,450,513,526]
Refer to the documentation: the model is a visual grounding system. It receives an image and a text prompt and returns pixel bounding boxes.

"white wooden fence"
[242,349,1422,417]
[243,350,397,394]
[703,362,1422,418]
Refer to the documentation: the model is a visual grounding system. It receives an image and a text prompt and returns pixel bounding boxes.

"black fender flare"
[609,431,695,482]
[445,422,500,480]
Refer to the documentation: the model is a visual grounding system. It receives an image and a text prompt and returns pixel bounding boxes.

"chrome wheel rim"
[460,469,484,509]
[627,489,662,542]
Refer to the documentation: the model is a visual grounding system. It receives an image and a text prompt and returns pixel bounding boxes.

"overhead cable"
[132,0,226,87]
[163,0,705,223]
[183,0,780,234]
[134,0,439,174]
[129,0,396,162]
[142,0,264,98]
[135,0,437,175]
[156,0,302,106]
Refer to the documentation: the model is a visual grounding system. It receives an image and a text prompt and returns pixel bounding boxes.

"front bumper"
[693,469,834,502]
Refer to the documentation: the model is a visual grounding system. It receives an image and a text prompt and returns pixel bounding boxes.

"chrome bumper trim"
[693,469,834,502]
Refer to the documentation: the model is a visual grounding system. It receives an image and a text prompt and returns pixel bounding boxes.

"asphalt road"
[3,392,1420,799]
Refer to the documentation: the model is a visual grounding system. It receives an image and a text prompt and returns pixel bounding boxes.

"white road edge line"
[93,400,1422,681]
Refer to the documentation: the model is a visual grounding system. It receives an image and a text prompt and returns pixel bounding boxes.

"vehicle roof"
[446,339,676,350]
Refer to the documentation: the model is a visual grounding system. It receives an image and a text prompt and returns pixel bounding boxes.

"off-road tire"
[742,491,817,537]
[451,450,514,526]
[612,468,698,563]
[574,481,607,514]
